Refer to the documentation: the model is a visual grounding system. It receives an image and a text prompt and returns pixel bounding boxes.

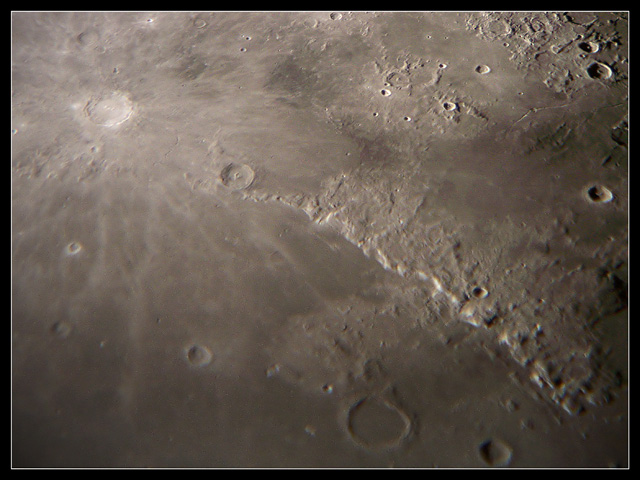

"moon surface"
[12,11,628,468]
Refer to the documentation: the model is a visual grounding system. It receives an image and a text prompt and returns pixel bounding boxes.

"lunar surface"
[11,11,628,468]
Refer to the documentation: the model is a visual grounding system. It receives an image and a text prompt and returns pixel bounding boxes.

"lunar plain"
[11,11,628,468]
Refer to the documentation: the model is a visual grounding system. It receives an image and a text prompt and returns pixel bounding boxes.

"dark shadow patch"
[176,54,209,81]
[595,269,628,317]
[264,54,319,98]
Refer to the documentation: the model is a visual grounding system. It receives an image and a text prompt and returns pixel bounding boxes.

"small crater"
[611,118,628,147]
[330,12,343,20]
[193,18,207,29]
[220,163,255,190]
[385,72,409,88]
[347,396,411,450]
[443,101,457,111]
[186,344,212,367]
[471,286,489,299]
[403,116,412,122]
[478,438,513,467]
[51,321,72,339]
[380,89,392,97]
[578,41,600,53]
[76,29,100,47]
[438,63,447,69]
[84,92,133,127]
[186,174,217,195]
[65,241,83,256]
[475,64,491,74]
[586,185,614,203]
[567,12,597,26]
[586,62,613,80]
